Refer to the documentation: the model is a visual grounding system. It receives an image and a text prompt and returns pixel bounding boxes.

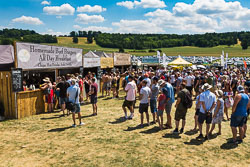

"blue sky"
[1,0,250,35]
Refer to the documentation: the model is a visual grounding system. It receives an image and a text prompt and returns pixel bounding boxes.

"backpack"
[182,90,193,109]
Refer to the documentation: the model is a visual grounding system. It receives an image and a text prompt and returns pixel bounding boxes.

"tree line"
[0,28,57,45]
[94,32,250,50]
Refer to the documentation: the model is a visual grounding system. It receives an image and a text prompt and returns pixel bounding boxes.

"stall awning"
[84,51,99,58]
[168,57,192,66]
[0,45,14,64]
[83,51,100,68]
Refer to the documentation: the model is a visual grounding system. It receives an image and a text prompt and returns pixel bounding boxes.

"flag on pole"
[244,61,247,69]
[225,53,228,69]
[221,54,224,68]
[210,56,213,63]
[163,53,166,68]
[157,51,160,63]
[194,56,196,62]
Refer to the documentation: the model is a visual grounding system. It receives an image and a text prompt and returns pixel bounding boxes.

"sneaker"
[173,128,179,134]
[228,139,237,144]
[79,122,85,126]
[72,124,77,128]
[196,134,204,139]
[179,128,184,134]
[236,139,243,144]
[125,116,128,119]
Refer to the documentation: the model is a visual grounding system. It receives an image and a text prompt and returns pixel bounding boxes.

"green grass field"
[0,91,249,167]
[45,37,250,57]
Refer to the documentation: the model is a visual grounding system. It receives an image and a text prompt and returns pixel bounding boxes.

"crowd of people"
[39,66,249,144]
[40,72,98,127]
[121,66,250,144]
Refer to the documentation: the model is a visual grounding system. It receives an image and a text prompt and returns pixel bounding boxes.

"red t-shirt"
[79,79,83,91]
[91,83,98,97]
[158,94,166,111]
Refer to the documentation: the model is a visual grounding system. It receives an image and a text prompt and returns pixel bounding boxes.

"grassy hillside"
[46,37,250,57]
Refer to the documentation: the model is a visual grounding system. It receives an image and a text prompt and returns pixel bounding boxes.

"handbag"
[66,88,78,111]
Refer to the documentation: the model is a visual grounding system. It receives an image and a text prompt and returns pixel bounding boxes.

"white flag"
[194,56,196,62]
[210,56,213,63]
[222,50,224,56]
[225,53,228,69]
[163,53,166,67]
[221,54,225,67]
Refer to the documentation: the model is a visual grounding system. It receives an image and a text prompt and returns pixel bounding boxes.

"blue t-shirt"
[163,82,175,104]
[200,90,216,113]
[67,85,80,104]
[234,93,249,116]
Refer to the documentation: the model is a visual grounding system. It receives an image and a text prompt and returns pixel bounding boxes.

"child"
[209,90,224,135]
[157,89,166,130]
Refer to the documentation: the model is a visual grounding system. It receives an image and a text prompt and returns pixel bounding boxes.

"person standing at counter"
[41,77,54,113]
[57,76,70,116]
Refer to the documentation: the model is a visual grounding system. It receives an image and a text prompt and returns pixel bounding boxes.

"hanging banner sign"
[83,58,100,68]
[114,53,131,66]
[100,57,114,69]
[142,57,159,64]
[16,42,82,69]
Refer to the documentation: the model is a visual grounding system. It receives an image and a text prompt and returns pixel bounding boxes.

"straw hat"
[43,77,50,83]
[158,80,166,86]
[202,83,212,91]
[215,90,223,97]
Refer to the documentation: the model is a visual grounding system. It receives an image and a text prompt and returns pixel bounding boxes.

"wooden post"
[13,41,18,119]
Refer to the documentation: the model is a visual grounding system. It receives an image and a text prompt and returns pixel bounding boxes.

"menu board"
[11,68,23,92]
[97,67,103,79]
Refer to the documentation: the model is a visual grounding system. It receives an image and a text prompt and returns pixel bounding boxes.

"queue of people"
[40,72,98,127]
[121,67,250,144]
[39,66,249,145]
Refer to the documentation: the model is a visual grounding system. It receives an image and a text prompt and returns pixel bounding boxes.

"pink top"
[125,81,136,101]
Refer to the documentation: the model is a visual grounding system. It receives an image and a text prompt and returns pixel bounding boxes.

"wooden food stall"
[0,42,83,119]
[113,53,131,73]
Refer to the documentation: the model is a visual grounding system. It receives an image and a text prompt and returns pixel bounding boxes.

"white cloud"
[41,29,67,36]
[73,25,82,29]
[112,19,165,33]
[143,0,250,33]
[43,3,75,15]
[117,0,166,9]
[12,16,44,25]
[117,1,135,9]
[77,5,107,13]
[73,25,113,32]
[41,1,50,5]
[75,14,105,24]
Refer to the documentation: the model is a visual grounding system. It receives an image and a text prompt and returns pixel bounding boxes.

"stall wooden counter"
[16,89,47,119]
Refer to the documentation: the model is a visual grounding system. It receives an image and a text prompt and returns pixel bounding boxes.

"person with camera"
[67,79,84,127]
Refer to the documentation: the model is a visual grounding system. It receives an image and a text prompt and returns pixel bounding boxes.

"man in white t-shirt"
[139,80,151,126]
[184,72,195,96]
[122,75,137,119]
[143,74,151,87]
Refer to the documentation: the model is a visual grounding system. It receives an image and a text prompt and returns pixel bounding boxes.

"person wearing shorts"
[67,79,84,127]
[229,85,249,144]
[173,83,189,134]
[90,78,98,116]
[159,80,175,129]
[139,80,151,126]
[196,83,216,140]
[150,77,159,123]
[123,75,136,119]
[157,90,166,130]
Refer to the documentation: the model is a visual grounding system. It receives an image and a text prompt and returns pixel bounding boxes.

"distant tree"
[87,36,93,43]
[1,38,13,45]
[73,36,78,43]
[70,31,77,37]
[241,39,248,50]
[119,47,124,53]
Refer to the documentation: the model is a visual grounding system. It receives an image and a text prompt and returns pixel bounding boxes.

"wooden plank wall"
[0,71,16,119]
[17,90,47,119]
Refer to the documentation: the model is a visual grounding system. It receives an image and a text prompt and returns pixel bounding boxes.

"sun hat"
[202,83,212,91]
[158,80,166,86]
[43,77,50,83]
[237,85,244,93]
[215,90,223,97]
